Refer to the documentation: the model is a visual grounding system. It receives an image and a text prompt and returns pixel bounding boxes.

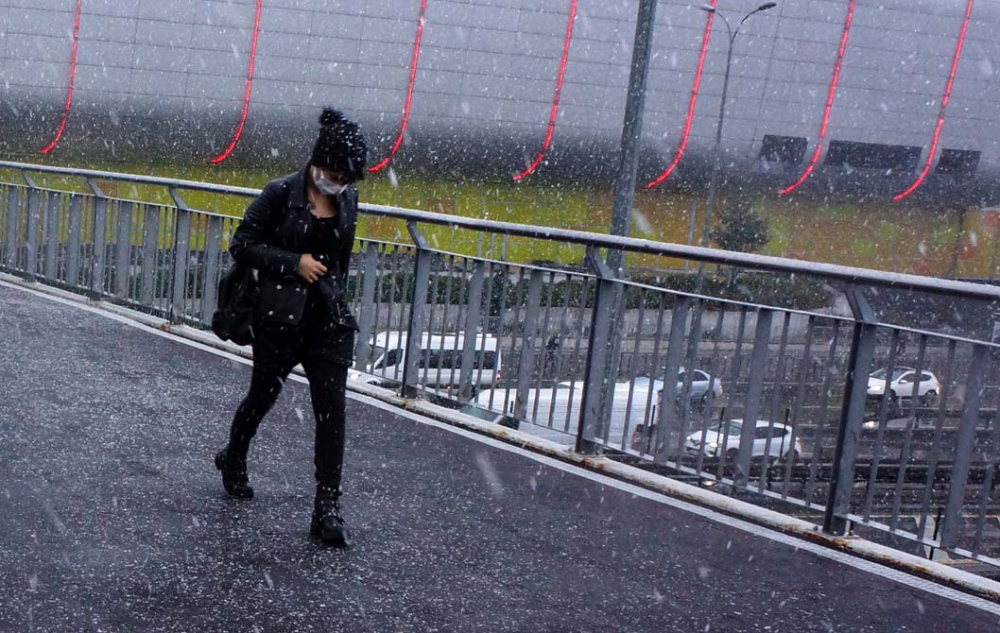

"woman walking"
[215,107,367,547]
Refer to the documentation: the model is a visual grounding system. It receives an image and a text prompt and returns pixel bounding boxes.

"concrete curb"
[3,273,999,605]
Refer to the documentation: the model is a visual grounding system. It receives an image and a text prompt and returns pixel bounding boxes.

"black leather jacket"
[230,164,358,330]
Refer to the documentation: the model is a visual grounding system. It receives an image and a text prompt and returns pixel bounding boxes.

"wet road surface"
[0,284,996,632]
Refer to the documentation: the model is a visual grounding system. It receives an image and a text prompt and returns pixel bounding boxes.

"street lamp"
[694,2,776,289]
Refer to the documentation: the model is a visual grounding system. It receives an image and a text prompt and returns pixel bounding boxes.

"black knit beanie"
[311,107,367,182]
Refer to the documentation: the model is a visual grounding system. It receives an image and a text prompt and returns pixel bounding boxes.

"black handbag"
[211,263,259,346]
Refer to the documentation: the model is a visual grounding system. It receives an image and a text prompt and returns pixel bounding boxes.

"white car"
[684,419,802,462]
[474,380,657,444]
[867,367,940,406]
[669,368,724,408]
[561,369,723,411]
[350,331,502,392]
[473,372,724,448]
[475,372,722,425]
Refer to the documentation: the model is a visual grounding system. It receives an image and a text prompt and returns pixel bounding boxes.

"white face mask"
[312,167,347,196]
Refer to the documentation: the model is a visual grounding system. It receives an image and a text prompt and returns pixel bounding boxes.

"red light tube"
[645,0,717,190]
[512,0,578,182]
[369,0,430,174]
[893,0,974,201]
[779,0,856,195]
[38,0,82,155]
[210,0,263,164]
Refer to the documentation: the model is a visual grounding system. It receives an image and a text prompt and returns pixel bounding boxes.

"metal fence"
[3,160,1000,571]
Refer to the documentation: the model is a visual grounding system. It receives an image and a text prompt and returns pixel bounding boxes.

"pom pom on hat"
[319,107,346,127]
[311,107,368,181]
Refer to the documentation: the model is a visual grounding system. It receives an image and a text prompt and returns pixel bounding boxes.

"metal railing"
[3,160,1000,571]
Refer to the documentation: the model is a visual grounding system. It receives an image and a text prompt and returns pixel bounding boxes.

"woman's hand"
[297,254,327,283]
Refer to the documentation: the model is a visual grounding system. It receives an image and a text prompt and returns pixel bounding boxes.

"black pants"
[227,297,355,491]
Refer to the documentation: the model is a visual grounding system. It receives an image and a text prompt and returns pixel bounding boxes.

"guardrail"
[2,160,1000,572]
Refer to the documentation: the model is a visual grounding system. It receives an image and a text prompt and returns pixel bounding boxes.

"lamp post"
[585,0,658,453]
[607,0,659,276]
[694,2,776,289]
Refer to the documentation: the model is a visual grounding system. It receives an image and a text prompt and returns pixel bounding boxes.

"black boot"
[214,448,254,499]
[311,485,350,547]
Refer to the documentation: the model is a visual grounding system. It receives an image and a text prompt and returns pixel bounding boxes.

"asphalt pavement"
[0,284,996,633]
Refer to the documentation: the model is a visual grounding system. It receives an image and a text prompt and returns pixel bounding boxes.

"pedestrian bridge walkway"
[2,282,998,632]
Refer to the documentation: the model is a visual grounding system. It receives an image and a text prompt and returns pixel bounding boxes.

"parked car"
[684,419,802,462]
[472,371,723,445]
[867,367,940,406]
[558,369,723,413]
[474,380,653,444]
[350,331,502,392]
[669,368,724,409]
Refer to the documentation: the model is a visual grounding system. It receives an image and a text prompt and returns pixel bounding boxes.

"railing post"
[353,242,380,371]
[88,179,108,298]
[200,215,223,325]
[653,296,690,462]
[458,260,486,402]
[66,194,83,287]
[140,205,159,306]
[169,188,192,323]
[824,286,878,535]
[939,344,987,550]
[401,222,432,399]
[23,174,39,281]
[43,193,60,281]
[576,246,619,454]
[4,187,18,269]
[513,269,544,420]
[114,201,133,298]
[734,309,774,488]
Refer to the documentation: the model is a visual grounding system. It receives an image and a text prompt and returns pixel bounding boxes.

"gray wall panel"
[133,45,194,73]
[6,60,67,89]
[76,14,136,44]
[299,60,358,88]
[6,0,82,10]
[5,6,66,37]
[414,68,468,94]
[188,24,248,52]
[266,0,316,10]
[129,69,188,97]
[196,0,255,30]
[100,0,141,17]
[77,37,140,69]
[357,39,412,65]
[185,72,244,103]
[135,21,191,48]
[362,16,420,45]
[6,32,68,62]
[260,6,315,35]
[189,49,249,78]
[358,62,412,91]
[308,13,364,41]
[73,65,132,93]
[308,34,364,62]
[431,1,520,31]
[137,0,190,23]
